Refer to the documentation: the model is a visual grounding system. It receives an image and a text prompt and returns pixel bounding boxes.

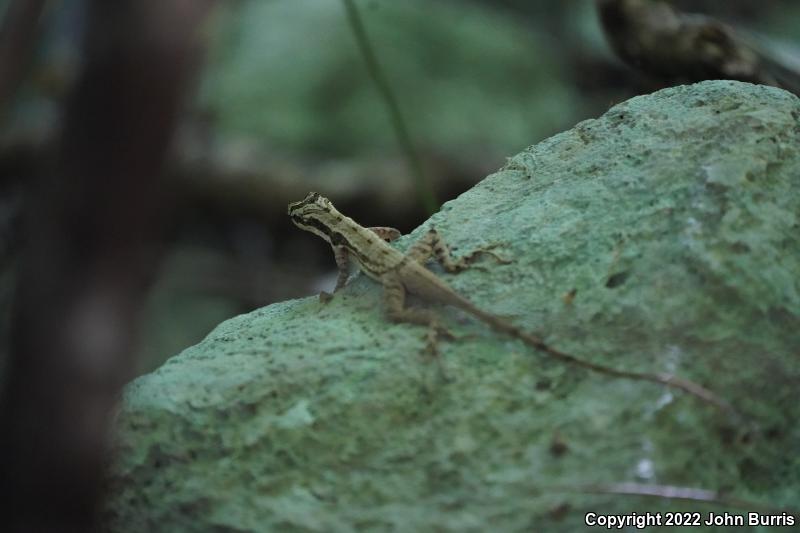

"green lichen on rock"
[107,81,800,532]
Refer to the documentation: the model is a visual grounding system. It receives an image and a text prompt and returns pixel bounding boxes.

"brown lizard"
[288,192,732,412]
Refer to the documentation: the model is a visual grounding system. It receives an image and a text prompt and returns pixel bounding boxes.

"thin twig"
[554,482,797,515]
[341,0,438,214]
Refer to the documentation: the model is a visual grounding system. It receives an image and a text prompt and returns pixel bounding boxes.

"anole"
[288,192,732,412]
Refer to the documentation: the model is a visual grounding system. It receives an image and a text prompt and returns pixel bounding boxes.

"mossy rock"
[107,81,800,532]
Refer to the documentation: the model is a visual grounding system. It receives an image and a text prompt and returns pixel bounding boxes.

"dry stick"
[341,0,438,214]
[595,0,800,96]
[553,482,797,515]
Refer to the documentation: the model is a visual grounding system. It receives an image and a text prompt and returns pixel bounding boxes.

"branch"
[596,0,800,95]
[341,0,438,214]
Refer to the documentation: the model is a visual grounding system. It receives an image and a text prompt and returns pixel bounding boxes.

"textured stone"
[108,81,800,532]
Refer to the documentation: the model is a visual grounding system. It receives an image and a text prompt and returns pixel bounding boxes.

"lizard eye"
[289,192,323,214]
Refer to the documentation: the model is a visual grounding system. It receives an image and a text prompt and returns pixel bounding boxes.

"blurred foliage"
[199,0,582,158]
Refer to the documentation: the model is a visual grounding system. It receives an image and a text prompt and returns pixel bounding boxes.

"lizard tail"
[468,306,734,414]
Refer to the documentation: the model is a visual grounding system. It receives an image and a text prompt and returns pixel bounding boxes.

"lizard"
[288,192,732,412]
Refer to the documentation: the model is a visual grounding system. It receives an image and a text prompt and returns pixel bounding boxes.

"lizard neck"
[327,215,405,280]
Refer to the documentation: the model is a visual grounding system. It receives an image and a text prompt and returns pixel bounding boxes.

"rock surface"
[108,81,800,532]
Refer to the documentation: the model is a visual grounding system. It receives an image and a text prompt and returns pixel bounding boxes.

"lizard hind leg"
[408,227,510,273]
[381,273,454,358]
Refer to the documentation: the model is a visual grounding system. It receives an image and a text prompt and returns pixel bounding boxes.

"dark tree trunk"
[0,1,213,531]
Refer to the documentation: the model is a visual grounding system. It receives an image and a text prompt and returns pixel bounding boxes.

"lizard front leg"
[322,228,400,304]
[332,245,351,292]
[408,227,509,272]
[318,245,352,303]
[331,228,400,293]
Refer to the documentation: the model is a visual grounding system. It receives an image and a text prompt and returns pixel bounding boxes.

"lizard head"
[287,192,340,244]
